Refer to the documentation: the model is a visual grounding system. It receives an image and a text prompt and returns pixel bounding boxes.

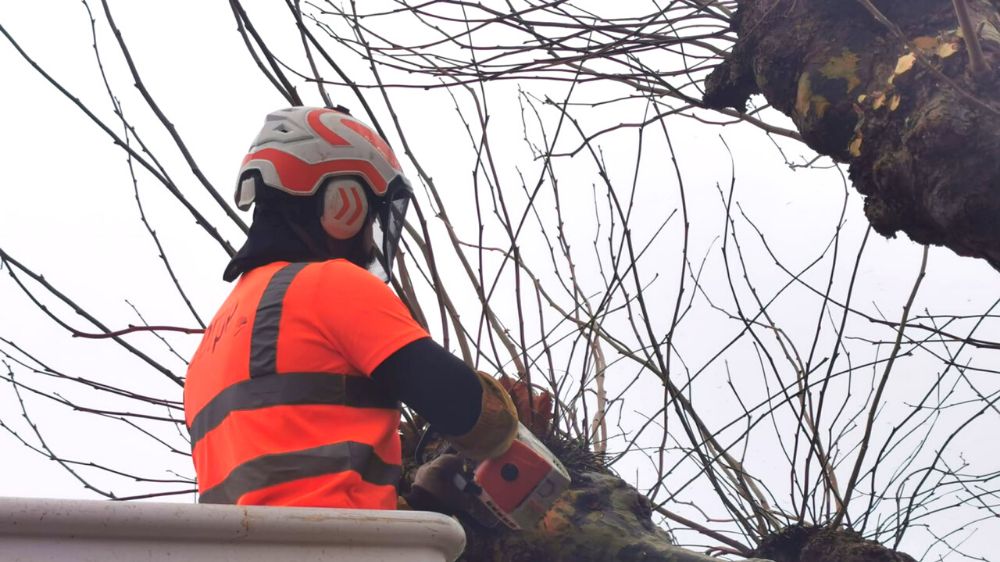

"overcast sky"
[1,2,998,558]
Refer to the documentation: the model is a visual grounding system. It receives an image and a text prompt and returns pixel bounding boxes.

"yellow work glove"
[443,371,518,460]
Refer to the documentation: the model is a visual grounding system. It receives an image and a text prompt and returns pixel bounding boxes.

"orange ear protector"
[320,178,369,239]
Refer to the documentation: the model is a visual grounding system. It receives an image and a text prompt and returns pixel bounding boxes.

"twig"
[290,0,334,106]
[70,325,205,339]
[952,0,992,77]
[654,505,754,556]
[832,245,930,528]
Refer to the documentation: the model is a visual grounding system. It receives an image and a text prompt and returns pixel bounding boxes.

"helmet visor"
[370,176,412,282]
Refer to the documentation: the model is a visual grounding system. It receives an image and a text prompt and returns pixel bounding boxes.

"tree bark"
[704,0,1000,268]
[401,429,766,562]
[753,526,916,562]
[398,380,917,562]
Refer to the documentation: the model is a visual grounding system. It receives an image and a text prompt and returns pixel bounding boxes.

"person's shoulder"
[311,258,377,279]
[300,259,385,290]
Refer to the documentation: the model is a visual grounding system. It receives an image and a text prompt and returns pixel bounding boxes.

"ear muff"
[320,178,369,239]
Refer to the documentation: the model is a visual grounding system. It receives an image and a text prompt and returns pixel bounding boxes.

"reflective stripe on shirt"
[198,441,401,504]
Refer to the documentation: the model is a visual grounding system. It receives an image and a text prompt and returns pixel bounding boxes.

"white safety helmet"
[235,106,413,279]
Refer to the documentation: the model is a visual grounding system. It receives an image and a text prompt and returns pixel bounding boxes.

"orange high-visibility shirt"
[184,260,428,508]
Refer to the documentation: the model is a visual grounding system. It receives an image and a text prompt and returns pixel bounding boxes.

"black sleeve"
[371,337,482,435]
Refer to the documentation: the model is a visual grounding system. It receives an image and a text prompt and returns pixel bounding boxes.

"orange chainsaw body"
[472,423,570,530]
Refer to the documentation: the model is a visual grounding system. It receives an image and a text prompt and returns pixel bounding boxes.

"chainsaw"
[418,422,571,530]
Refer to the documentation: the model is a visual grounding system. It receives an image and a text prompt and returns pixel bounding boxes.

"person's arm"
[371,337,481,435]
[374,338,520,514]
[372,337,518,460]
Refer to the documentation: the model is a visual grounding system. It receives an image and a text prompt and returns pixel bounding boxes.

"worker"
[183,106,518,510]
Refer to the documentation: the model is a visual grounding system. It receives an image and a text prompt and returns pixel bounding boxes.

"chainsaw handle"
[414,424,436,464]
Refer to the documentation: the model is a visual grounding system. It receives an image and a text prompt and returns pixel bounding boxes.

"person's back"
[183,107,518,511]
[186,259,430,508]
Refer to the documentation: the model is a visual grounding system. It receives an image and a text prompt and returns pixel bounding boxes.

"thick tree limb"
[704,0,1000,269]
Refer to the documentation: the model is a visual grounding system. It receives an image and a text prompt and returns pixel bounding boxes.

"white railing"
[0,497,466,562]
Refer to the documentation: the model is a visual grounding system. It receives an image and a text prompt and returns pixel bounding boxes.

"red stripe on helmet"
[243,148,389,195]
[341,118,402,171]
[306,109,351,146]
